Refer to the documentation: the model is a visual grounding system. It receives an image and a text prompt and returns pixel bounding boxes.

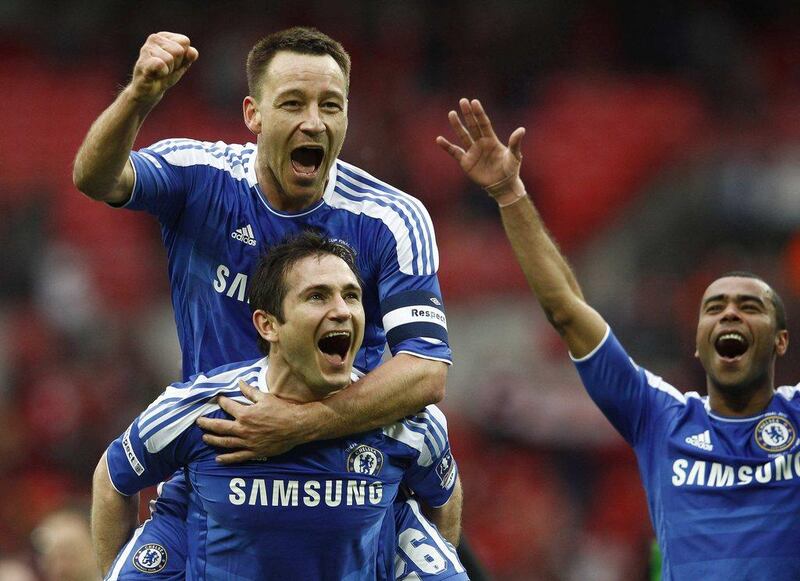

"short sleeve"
[389,406,459,508]
[573,327,688,446]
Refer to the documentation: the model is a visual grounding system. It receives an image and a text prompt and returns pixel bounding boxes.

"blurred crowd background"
[0,1,799,579]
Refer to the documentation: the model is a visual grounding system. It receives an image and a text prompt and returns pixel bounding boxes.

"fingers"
[470,99,499,141]
[238,379,263,403]
[214,450,256,465]
[137,32,196,79]
[447,110,473,149]
[196,416,238,436]
[217,395,246,417]
[435,136,465,163]
[201,433,246,449]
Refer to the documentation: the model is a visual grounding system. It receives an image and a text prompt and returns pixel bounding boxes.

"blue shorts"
[105,474,468,580]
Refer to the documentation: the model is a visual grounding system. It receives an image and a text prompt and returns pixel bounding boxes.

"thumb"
[238,379,264,404]
[508,127,526,161]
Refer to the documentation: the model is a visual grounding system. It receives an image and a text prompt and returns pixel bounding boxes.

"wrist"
[485,176,527,207]
[294,401,330,443]
[120,84,163,111]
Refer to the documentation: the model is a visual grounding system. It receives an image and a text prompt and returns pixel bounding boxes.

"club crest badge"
[436,450,457,489]
[755,415,796,453]
[132,543,168,574]
[347,444,384,476]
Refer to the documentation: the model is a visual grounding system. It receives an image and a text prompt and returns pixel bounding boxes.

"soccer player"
[438,98,800,580]
[92,232,465,579]
[73,28,468,580]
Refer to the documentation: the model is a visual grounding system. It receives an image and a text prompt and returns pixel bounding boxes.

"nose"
[329,295,352,321]
[300,104,325,135]
[720,302,742,321]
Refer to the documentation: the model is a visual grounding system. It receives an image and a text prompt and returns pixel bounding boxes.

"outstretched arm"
[73,32,198,204]
[91,452,139,576]
[436,98,607,358]
[198,354,446,462]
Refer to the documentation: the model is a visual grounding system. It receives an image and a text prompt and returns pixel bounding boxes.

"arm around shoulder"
[305,353,448,442]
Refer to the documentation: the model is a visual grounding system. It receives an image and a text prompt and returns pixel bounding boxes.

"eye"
[741,303,762,313]
[705,304,723,314]
[321,101,343,112]
[281,100,302,110]
[308,292,324,302]
[344,291,361,302]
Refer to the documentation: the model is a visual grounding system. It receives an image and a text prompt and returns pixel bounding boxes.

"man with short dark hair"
[438,97,800,580]
[92,232,464,580]
[75,27,465,580]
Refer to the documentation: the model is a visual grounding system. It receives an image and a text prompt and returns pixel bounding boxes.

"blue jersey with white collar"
[573,327,800,580]
[127,139,451,379]
[105,358,460,580]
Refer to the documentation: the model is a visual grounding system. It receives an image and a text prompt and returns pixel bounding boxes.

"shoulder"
[140,139,255,179]
[381,405,449,466]
[136,357,266,453]
[776,384,800,404]
[326,160,439,276]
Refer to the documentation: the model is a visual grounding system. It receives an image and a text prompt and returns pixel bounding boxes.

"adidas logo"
[231,224,257,246]
[685,430,713,451]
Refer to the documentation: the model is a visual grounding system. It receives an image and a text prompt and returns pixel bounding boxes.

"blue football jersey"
[105,358,460,580]
[126,139,450,379]
[573,327,800,580]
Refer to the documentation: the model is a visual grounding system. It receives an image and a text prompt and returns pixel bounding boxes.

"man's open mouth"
[318,330,351,366]
[291,146,324,176]
[714,332,749,360]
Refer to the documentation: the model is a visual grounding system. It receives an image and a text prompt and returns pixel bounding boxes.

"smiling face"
[243,51,348,212]
[255,253,364,401]
[695,276,788,400]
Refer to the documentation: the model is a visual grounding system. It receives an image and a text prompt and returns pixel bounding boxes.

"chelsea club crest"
[347,444,384,476]
[755,415,796,453]
[132,543,168,574]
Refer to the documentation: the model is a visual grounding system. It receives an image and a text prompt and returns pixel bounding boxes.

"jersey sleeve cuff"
[569,324,611,363]
[395,350,453,366]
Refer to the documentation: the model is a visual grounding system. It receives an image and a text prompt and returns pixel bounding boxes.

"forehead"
[262,51,346,95]
[701,276,772,304]
[285,254,358,292]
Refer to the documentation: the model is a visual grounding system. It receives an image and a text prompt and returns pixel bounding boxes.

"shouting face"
[695,276,788,395]
[257,253,364,400]
[244,51,348,212]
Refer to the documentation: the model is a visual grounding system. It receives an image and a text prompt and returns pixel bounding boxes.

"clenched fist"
[129,32,199,104]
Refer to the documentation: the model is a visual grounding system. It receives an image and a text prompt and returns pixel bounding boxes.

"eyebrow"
[274,87,345,101]
[299,282,361,295]
[702,294,767,308]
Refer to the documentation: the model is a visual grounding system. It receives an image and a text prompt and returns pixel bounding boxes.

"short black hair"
[248,230,361,355]
[717,271,787,331]
[247,26,351,97]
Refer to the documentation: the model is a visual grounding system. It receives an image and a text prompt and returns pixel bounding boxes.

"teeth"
[323,331,350,338]
[719,333,745,343]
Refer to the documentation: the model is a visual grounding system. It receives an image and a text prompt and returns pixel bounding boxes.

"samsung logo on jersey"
[228,478,383,507]
[672,453,800,488]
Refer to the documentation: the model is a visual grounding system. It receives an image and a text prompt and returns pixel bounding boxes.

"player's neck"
[255,155,324,213]
[706,379,775,417]
[266,358,342,404]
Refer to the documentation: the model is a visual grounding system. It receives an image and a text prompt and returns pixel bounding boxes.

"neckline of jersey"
[251,154,338,218]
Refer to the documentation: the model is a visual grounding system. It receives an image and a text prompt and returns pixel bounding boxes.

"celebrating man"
[93,232,464,579]
[438,97,800,580]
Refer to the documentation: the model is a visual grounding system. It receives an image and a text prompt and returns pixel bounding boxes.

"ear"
[775,329,789,357]
[243,95,261,134]
[253,309,279,345]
